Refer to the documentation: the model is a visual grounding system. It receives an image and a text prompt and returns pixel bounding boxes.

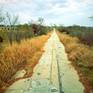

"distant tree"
[37,17,46,35]
[0,8,5,24]
[5,12,19,44]
[32,23,38,35]
[0,8,5,44]
[5,12,19,26]
[38,17,44,25]
[89,16,93,20]
[29,18,49,35]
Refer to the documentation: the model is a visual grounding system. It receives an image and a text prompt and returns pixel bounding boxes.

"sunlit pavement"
[5,30,84,93]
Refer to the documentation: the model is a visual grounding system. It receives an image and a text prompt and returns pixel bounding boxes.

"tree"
[0,8,5,45]
[6,12,19,26]
[5,12,19,44]
[89,16,93,20]
[0,8,5,24]
[37,17,45,35]
[38,17,44,25]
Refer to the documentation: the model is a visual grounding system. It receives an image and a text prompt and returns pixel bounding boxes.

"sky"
[0,0,93,26]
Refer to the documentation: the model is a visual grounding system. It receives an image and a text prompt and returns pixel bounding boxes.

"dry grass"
[0,33,50,90]
[57,31,93,92]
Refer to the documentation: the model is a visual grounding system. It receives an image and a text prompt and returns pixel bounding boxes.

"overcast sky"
[0,0,93,26]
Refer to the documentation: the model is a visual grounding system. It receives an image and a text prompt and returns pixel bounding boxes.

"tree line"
[0,9,51,45]
[57,25,93,46]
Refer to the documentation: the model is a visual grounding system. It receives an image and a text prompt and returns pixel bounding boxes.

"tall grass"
[57,32,93,92]
[0,33,50,89]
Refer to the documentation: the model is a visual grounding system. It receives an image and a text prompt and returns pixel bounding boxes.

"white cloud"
[0,0,92,26]
[0,0,17,4]
[45,0,92,16]
[17,12,32,23]
[76,12,85,16]
[80,0,93,5]
[44,0,80,16]
[65,0,79,11]
[0,0,32,4]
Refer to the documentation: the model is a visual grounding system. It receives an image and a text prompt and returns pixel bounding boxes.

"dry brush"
[0,33,50,90]
[57,31,93,93]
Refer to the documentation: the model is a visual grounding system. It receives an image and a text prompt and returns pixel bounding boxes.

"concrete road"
[5,30,84,93]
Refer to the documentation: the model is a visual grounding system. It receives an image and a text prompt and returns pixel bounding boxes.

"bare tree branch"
[0,8,5,24]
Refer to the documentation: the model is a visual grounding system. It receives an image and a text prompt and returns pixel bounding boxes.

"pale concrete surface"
[5,30,84,93]
[12,70,26,79]
[53,30,84,93]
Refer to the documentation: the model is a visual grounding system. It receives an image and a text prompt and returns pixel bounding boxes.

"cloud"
[0,0,22,4]
[42,0,79,16]
[0,0,93,26]
[0,0,32,4]
[80,0,93,5]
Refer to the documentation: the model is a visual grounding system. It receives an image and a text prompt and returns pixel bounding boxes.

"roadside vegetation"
[57,26,93,93]
[0,33,50,92]
[57,25,93,46]
[0,9,52,92]
[1,6,93,93]
[0,9,52,49]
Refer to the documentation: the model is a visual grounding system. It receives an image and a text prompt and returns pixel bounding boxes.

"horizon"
[0,0,93,26]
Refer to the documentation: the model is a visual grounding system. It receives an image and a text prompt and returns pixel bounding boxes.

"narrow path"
[5,31,84,93]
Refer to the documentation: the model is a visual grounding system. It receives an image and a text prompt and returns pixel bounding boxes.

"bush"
[79,31,93,46]
[57,25,93,46]
[0,34,50,88]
